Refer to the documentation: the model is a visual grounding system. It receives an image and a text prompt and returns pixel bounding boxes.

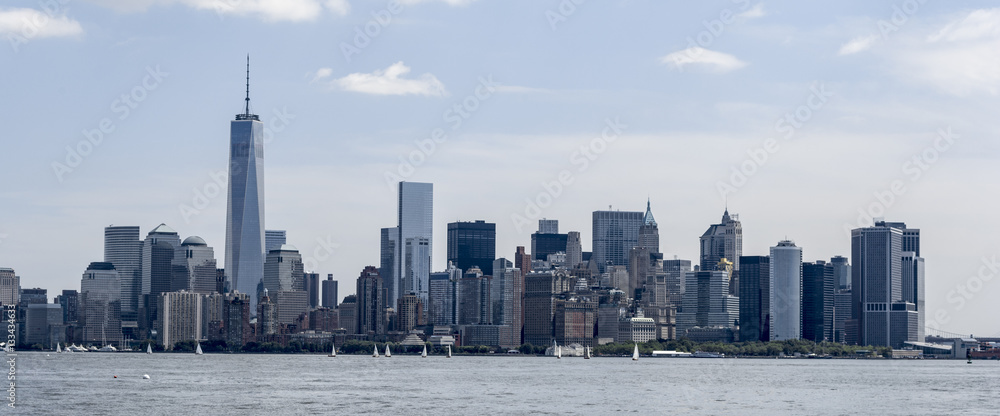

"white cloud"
[325,62,447,96]
[84,0,348,22]
[659,47,747,73]
[738,3,765,19]
[895,8,1000,96]
[838,35,877,55]
[0,7,83,38]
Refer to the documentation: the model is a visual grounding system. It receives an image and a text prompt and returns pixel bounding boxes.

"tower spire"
[244,54,250,116]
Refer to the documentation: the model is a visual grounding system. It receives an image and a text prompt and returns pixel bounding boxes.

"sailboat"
[328,342,337,358]
[385,344,392,358]
[195,342,203,355]
[421,345,428,358]
[373,345,380,358]
[556,345,562,359]
[584,346,591,359]
[632,344,639,361]
[146,343,153,355]
[56,343,62,353]
[446,345,452,358]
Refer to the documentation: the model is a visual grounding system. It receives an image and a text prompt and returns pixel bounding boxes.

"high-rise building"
[264,230,286,254]
[171,236,218,294]
[676,270,738,337]
[458,267,490,325]
[79,262,122,345]
[492,258,523,349]
[157,291,203,349]
[338,295,357,332]
[538,219,559,234]
[447,220,496,276]
[524,271,571,346]
[104,226,141,321]
[263,245,307,325]
[26,303,62,348]
[256,291,279,340]
[380,227,397,305]
[769,240,802,341]
[901,252,925,342]
[833,289,852,344]
[56,290,79,324]
[224,291,251,349]
[531,232,568,261]
[0,268,18,306]
[592,209,644,273]
[738,255,770,342]
[802,261,834,342]
[304,271,320,309]
[321,274,338,308]
[226,64,266,315]
[396,182,433,307]
[396,293,423,333]
[851,221,921,348]
[699,209,743,273]
[638,199,659,253]
[554,298,597,347]
[663,259,691,308]
[140,224,182,335]
[830,256,851,290]
[356,266,385,336]
[565,232,583,269]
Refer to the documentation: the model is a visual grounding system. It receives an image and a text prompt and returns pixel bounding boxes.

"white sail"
[421,345,428,358]
[584,346,590,359]
[56,343,62,353]
[195,342,203,355]
[556,345,561,359]
[632,344,639,361]
[446,345,452,358]
[373,346,380,358]
[329,342,337,358]
[385,345,392,358]
[146,344,152,354]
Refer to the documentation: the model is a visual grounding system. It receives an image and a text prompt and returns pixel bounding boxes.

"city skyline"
[1,1,998,337]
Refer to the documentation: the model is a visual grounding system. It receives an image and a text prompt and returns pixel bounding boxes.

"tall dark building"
[592,210,644,272]
[104,225,141,322]
[531,232,568,261]
[802,261,834,342]
[321,274,338,308]
[355,266,385,337]
[55,290,79,324]
[851,221,918,348]
[303,271,320,309]
[447,220,496,276]
[738,256,770,342]
[379,227,397,306]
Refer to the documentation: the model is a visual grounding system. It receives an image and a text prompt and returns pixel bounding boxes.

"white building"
[770,240,802,341]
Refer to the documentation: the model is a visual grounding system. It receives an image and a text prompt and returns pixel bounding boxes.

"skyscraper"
[0,268,19,306]
[851,222,908,347]
[171,236,218,294]
[531,220,568,262]
[538,219,558,234]
[264,230,286,254]
[104,226,141,321]
[699,209,743,273]
[79,262,122,345]
[157,291,203,349]
[565,232,583,269]
[901,252,925,342]
[738,255,770,342]
[396,182,433,307]
[380,227,397,303]
[447,220,496,276]
[356,266,385,336]
[638,199,659,253]
[592,209,644,273]
[676,270,738,337]
[263,245,307,324]
[140,224,182,336]
[226,59,266,314]
[492,258,523,349]
[830,255,851,290]
[321,274,338,308]
[802,260,834,342]
[769,240,802,341]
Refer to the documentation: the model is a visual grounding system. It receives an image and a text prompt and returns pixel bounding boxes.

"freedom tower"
[225,56,266,312]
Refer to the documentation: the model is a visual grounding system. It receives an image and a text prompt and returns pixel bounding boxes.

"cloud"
[322,62,447,96]
[738,3,765,19]
[0,7,83,38]
[83,0,348,22]
[659,47,747,73]
[894,8,1000,96]
[838,35,877,55]
[310,67,334,83]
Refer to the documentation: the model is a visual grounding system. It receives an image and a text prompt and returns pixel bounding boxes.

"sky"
[1,0,998,337]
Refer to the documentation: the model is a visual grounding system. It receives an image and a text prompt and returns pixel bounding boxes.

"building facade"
[769,240,802,341]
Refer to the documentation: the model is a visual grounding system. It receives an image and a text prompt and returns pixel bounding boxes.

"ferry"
[691,351,725,358]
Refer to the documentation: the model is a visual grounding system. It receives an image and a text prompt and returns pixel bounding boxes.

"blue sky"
[2,0,998,337]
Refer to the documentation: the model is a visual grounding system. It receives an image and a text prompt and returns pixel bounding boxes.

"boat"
[328,342,337,358]
[632,344,639,361]
[147,344,153,355]
[88,345,100,352]
[98,345,117,352]
[195,342,203,355]
[556,345,562,359]
[385,344,392,358]
[584,346,590,359]
[56,343,62,353]
[651,350,693,358]
[446,345,452,358]
[373,345,380,358]
[691,351,724,358]
[421,345,427,358]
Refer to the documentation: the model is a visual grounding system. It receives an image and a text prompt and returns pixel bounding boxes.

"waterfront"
[15,352,999,414]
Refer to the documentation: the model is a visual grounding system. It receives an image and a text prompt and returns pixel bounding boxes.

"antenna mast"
[244,54,250,116]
